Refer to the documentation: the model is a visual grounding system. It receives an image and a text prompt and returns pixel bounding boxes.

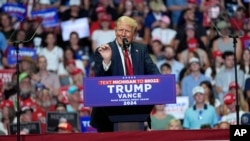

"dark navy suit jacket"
[90,40,160,132]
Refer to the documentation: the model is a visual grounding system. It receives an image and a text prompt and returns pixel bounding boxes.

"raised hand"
[97,44,112,64]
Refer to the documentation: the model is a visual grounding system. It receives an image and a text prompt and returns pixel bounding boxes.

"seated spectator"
[240,19,250,49]
[220,93,245,125]
[79,106,91,117]
[19,106,33,123]
[66,85,82,112]
[150,104,175,130]
[166,119,183,130]
[70,68,84,86]
[55,102,67,113]
[160,63,172,75]
[19,56,37,76]
[215,51,245,103]
[117,0,135,17]
[149,38,164,64]
[183,86,218,129]
[218,121,230,129]
[205,50,224,86]
[244,78,250,112]
[181,57,210,105]
[57,122,74,133]
[151,15,176,46]
[0,100,15,134]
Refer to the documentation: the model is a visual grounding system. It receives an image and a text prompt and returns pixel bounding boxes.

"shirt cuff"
[103,61,111,71]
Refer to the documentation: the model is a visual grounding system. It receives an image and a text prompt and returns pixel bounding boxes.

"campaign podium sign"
[83,75,176,107]
[8,122,41,135]
[83,74,176,131]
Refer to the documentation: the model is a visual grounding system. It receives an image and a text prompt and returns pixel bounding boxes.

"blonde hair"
[166,119,183,130]
[116,16,138,32]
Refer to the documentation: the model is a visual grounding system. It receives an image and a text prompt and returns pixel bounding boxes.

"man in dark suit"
[90,16,160,132]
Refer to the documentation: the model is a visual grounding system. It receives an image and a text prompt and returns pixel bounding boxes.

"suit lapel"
[131,43,139,75]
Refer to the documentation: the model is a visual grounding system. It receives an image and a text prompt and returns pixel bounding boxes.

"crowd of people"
[0,0,250,135]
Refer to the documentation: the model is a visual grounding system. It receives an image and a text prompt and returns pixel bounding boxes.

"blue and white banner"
[31,8,59,27]
[2,3,27,21]
[79,116,97,133]
[7,47,37,65]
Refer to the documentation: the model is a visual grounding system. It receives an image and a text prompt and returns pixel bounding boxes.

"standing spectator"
[31,56,61,96]
[229,7,246,35]
[166,0,187,29]
[157,45,184,82]
[212,20,242,62]
[150,104,175,130]
[244,78,250,112]
[19,56,37,76]
[37,32,63,73]
[151,15,176,46]
[200,81,222,117]
[221,0,245,17]
[239,48,250,79]
[241,19,250,49]
[94,0,118,21]
[91,14,115,53]
[60,0,89,21]
[183,86,218,129]
[174,8,208,51]
[181,57,210,105]
[0,31,7,68]
[215,51,245,102]
[117,0,135,17]
[0,13,15,41]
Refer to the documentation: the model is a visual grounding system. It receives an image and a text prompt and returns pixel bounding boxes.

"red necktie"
[123,48,134,76]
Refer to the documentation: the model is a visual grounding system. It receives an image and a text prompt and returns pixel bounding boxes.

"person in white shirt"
[37,32,63,73]
[151,15,176,46]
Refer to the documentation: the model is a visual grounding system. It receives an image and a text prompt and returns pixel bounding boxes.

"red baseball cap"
[224,93,236,105]
[0,100,14,108]
[212,50,223,58]
[79,106,91,114]
[187,38,198,52]
[95,6,105,13]
[228,81,240,90]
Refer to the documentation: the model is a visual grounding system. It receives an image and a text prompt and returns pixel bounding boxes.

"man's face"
[20,77,31,94]
[115,22,135,46]
[21,111,32,123]
[224,55,234,68]
[194,93,205,103]
[163,47,174,60]
[190,62,200,72]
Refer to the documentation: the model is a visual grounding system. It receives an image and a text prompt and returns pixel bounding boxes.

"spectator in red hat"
[178,29,210,70]
[79,106,91,117]
[91,13,116,53]
[204,50,224,86]
[57,122,74,133]
[239,48,250,79]
[226,81,249,113]
[220,93,245,125]
[70,68,84,86]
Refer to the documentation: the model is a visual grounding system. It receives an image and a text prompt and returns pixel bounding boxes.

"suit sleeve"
[93,48,112,76]
[143,46,161,75]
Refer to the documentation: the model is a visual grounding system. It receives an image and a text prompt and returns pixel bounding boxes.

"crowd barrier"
[0,129,229,141]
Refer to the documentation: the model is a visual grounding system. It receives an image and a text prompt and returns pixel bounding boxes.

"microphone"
[122,38,129,50]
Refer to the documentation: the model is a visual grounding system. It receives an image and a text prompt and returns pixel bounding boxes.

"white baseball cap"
[192,86,205,96]
[69,0,81,6]
[189,57,200,64]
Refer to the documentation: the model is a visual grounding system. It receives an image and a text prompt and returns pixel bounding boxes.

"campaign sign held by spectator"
[7,47,36,65]
[46,112,79,133]
[31,8,59,27]
[80,116,97,133]
[8,122,41,135]
[165,96,189,119]
[83,75,176,107]
[60,18,90,41]
[0,69,16,83]
[1,3,27,21]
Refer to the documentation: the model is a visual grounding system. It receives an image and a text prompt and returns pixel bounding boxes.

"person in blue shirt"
[183,86,218,129]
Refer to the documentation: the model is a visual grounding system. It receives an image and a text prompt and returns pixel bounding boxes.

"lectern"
[83,75,176,132]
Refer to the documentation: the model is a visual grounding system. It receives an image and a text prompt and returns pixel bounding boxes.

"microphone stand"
[8,18,42,141]
[229,34,240,125]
